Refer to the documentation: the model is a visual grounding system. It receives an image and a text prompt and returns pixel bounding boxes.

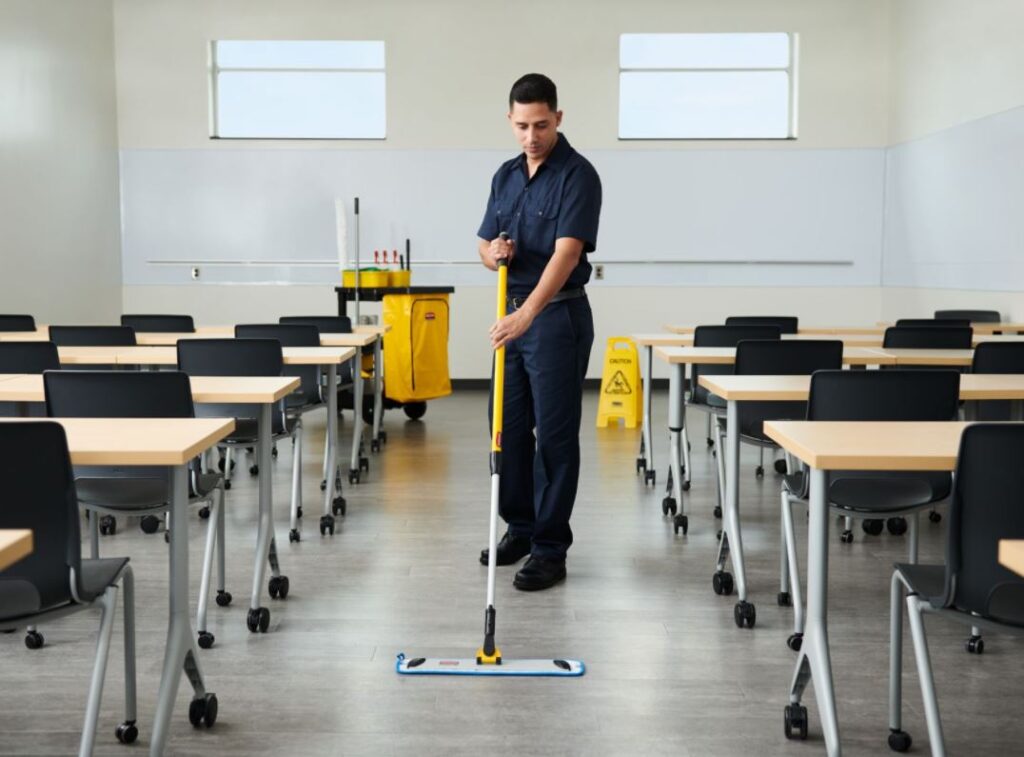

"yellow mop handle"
[491,250,508,454]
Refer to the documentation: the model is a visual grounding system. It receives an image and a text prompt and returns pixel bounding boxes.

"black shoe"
[479,531,532,566]
[513,556,566,591]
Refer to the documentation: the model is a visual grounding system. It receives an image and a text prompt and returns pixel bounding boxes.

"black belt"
[508,288,586,310]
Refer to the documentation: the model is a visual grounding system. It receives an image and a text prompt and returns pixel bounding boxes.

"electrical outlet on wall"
[191,267,200,280]
[594,264,604,280]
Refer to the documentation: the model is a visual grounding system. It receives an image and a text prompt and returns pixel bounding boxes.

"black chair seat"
[224,416,293,442]
[78,557,131,602]
[894,563,946,603]
[829,476,941,513]
[783,470,806,496]
[75,478,168,508]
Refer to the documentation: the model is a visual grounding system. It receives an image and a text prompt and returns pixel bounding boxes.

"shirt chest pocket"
[524,186,562,224]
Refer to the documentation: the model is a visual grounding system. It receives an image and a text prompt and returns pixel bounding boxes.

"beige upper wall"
[113,0,891,151]
[888,0,1024,144]
[0,0,122,323]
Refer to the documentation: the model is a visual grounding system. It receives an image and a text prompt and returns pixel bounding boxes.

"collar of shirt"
[511,132,573,179]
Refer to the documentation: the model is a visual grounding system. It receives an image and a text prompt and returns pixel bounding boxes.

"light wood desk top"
[783,333,884,347]
[57,345,357,367]
[0,529,33,571]
[763,420,967,471]
[880,348,975,366]
[878,321,1024,335]
[973,334,1024,345]
[0,328,50,342]
[0,417,234,466]
[700,373,1024,401]
[135,331,376,348]
[663,324,885,336]
[55,347,122,365]
[0,374,300,404]
[654,345,895,366]
[999,540,1024,577]
[354,324,392,336]
[630,333,693,347]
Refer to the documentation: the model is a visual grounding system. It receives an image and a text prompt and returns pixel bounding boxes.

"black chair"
[0,422,138,751]
[43,370,229,648]
[725,316,799,334]
[120,314,195,333]
[0,314,36,331]
[279,314,355,385]
[883,326,972,350]
[887,424,1024,754]
[895,318,970,329]
[969,342,1024,421]
[0,342,60,417]
[935,309,1001,323]
[48,325,136,346]
[780,370,960,652]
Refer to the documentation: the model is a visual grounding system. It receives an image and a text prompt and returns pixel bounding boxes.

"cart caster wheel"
[888,729,912,752]
[188,693,218,728]
[215,590,232,607]
[644,470,656,487]
[661,497,676,516]
[348,470,360,485]
[268,575,289,600]
[320,514,335,536]
[371,439,381,453]
[272,445,278,459]
[359,456,369,472]
[681,480,690,491]
[24,630,44,649]
[712,571,734,596]
[249,465,258,476]
[320,479,327,491]
[140,515,160,535]
[965,635,984,654]
[862,519,884,536]
[774,459,788,474]
[787,633,803,652]
[403,402,427,420]
[713,505,722,519]
[198,506,210,519]
[289,528,300,543]
[755,465,765,478]
[224,480,231,490]
[332,497,346,516]
[197,631,215,649]
[636,457,646,474]
[777,591,791,607]
[99,515,117,536]
[886,517,908,536]
[840,530,854,544]
[783,704,808,740]
[673,514,688,535]
[734,600,756,629]
[115,721,138,744]
[929,510,942,524]
[246,607,270,633]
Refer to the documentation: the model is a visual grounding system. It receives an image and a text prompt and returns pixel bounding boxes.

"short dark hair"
[509,73,558,111]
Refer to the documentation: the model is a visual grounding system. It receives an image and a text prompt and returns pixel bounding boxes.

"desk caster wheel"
[140,515,160,535]
[380,430,388,443]
[636,458,646,474]
[332,497,346,516]
[682,480,690,491]
[673,514,688,535]
[371,439,381,453]
[197,631,215,649]
[645,470,656,487]
[359,456,369,472]
[349,470,360,485]
[787,633,803,652]
[198,506,210,519]
[783,704,808,740]
[777,592,791,607]
[840,530,854,544]
[320,514,335,535]
[661,497,676,516]
[863,519,884,536]
[188,693,218,728]
[215,590,232,607]
[965,635,984,654]
[774,459,788,474]
[246,607,270,633]
[755,465,765,478]
[115,721,138,744]
[24,630,44,649]
[268,575,289,599]
[888,729,912,752]
[272,445,278,459]
[249,465,258,476]
[99,515,117,535]
[734,600,756,629]
[929,510,942,524]
[320,479,327,491]
[289,529,300,543]
[706,437,714,447]
[713,505,722,519]
[224,480,231,490]
[886,517,908,536]
[712,571,734,596]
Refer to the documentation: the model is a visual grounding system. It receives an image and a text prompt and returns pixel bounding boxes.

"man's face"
[508,101,563,161]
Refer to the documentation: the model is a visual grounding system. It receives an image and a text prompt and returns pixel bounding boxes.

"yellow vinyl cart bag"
[382,293,452,403]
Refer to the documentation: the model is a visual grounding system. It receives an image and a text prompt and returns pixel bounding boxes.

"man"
[477,73,601,591]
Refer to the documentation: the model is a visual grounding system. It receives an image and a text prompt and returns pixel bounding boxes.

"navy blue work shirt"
[477,133,602,296]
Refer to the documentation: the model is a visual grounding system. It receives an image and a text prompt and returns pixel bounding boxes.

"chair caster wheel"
[217,457,226,471]
[215,590,232,607]
[249,465,259,476]
[198,506,210,519]
[777,592,791,607]
[140,515,161,534]
[644,470,656,487]
[24,630,44,649]
[296,506,303,518]
[787,633,803,652]
[289,528,300,543]
[348,470,360,485]
[734,600,756,629]
[197,631,215,649]
[716,530,723,541]
[661,497,677,516]
[840,530,854,544]
[359,456,369,472]
[246,607,270,633]
[713,505,722,519]
[755,465,765,478]
[673,514,688,535]
[888,729,913,752]
[862,519,884,536]
[332,497,346,516]
[320,479,327,491]
[636,458,646,474]
[774,459,788,474]
[965,635,984,654]
[706,438,714,447]
[224,480,231,490]
[886,517,908,536]
[115,721,139,744]
[712,571,734,596]
[682,480,690,491]
[929,510,942,523]
[268,575,289,599]
[272,445,278,458]
[320,514,335,535]
[371,439,381,453]
[783,704,809,740]
[188,693,218,728]
[97,514,117,536]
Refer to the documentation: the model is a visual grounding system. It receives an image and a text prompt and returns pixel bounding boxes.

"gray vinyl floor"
[2,388,1022,756]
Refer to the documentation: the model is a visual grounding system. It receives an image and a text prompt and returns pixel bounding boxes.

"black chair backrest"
[121,314,195,333]
[279,315,352,334]
[945,424,1024,624]
[883,326,972,350]
[44,370,194,418]
[235,325,320,405]
[808,369,960,422]
[176,338,283,377]
[0,315,36,332]
[0,422,81,618]
[935,309,1001,324]
[725,316,798,334]
[969,342,1024,421]
[733,340,844,439]
[49,325,136,347]
[896,318,971,328]
[0,342,60,374]
[690,325,781,406]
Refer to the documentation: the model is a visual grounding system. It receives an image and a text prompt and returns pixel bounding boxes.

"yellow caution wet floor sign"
[596,337,642,428]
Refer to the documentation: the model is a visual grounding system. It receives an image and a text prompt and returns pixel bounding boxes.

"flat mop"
[396,235,584,677]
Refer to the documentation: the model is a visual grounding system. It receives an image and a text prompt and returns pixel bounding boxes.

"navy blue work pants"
[490,296,594,560]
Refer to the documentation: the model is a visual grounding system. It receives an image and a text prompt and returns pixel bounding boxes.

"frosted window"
[620,33,789,70]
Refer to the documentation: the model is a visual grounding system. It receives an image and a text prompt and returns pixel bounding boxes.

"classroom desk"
[0,529,32,571]
[999,540,1024,577]
[762,420,966,756]
[663,324,886,336]
[0,416,234,756]
[878,348,975,367]
[878,321,1024,335]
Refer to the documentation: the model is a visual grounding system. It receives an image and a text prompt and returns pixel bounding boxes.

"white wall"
[0,0,123,323]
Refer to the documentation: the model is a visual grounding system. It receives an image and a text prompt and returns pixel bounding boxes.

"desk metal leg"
[247,403,284,633]
[371,338,384,451]
[637,345,655,485]
[349,358,367,483]
[715,399,753,627]
[319,366,345,535]
[151,465,212,756]
[787,467,841,755]
[664,364,688,534]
